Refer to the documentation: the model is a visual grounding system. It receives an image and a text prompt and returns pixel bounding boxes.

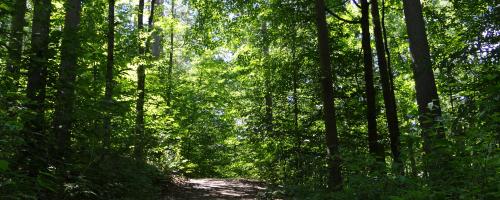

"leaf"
[0,160,9,172]
[0,3,11,11]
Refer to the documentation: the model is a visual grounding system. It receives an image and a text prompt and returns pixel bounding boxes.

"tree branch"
[352,0,362,9]
[325,8,361,24]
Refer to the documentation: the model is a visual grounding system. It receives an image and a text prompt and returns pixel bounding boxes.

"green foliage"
[0,0,499,199]
[0,160,8,172]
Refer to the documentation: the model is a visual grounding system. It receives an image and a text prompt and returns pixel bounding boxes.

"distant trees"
[0,0,498,198]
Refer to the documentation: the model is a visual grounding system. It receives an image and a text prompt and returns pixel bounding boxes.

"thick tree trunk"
[103,0,115,149]
[402,0,445,179]
[52,0,82,163]
[314,0,342,190]
[23,0,51,177]
[371,0,402,174]
[360,0,384,164]
[134,0,146,159]
[7,0,27,80]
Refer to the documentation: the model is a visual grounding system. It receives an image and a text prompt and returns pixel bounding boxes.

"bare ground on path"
[163,178,268,200]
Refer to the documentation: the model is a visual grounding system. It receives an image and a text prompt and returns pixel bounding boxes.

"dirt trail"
[164,178,267,200]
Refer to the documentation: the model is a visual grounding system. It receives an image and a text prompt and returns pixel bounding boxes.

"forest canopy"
[0,0,498,199]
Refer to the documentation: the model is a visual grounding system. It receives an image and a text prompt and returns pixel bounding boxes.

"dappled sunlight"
[165,179,267,200]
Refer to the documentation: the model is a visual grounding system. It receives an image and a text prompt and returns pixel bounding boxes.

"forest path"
[164,178,267,200]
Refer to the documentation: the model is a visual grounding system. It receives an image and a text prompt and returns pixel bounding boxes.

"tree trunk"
[371,0,402,174]
[166,0,174,107]
[151,0,162,58]
[314,0,342,190]
[402,0,445,179]
[134,0,146,159]
[291,24,303,183]
[23,0,51,177]
[360,0,384,164]
[103,0,115,149]
[381,0,394,89]
[261,22,273,135]
[146,0,156,49]
[7,0,27,80]
[52,0,82,163]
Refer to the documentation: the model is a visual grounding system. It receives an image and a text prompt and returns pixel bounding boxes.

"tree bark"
[291,23,303,182]
[381,0,394,89]
[261,22,273,135]
[146,0,156,50]
[134,0,146,159]
[7,0,27,80]
[166,0,174,107]
[314,0,342,190]
[360,0,384,164]
[103,0,115,149]
[152,0,163,57]
[52,0,82,163]
[371,0,402,174]
[23,0,51,177]
[402,0,445,178]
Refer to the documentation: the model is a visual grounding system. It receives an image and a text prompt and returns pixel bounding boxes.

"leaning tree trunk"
[103,0,115,149]
[371,0,402,174]
[360,0,385,165]
[314,0,342,191]
[7,0,27,81]
[52,0,82,164]
[402,0,445,180]
[23,0,52,177]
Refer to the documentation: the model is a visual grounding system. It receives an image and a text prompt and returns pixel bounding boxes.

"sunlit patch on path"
[164,178,267,199]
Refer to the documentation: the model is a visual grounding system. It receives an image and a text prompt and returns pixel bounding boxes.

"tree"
[314,0,342,190]
[6,0,26,81]
[360,0,384,164]
[370,0,402,172]
[166,0,175,107]
[23,0,51,177]
[402,0,445,176]
[134,0,156,159]
[52,0,82,162]
[134,0,146,159]
[103,0,115,149]
[261,22,273,134]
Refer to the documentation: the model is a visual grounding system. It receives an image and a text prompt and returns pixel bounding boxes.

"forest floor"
[163,178,268,200]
